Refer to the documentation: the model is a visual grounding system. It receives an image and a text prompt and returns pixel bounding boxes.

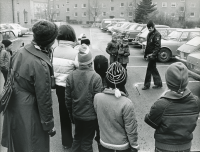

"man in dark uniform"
[142,20,162,90]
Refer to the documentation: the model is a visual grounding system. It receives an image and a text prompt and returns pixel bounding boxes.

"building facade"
[153,0,200,22]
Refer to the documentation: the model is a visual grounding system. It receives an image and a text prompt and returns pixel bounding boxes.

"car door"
[3,31,23,53]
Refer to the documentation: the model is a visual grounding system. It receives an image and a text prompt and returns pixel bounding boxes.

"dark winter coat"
[145,88,200,151]
[65,65,102,121]
[1,44,54,152]
[106,40,118,64]
[144,28,161,59]
[118,44,130,64]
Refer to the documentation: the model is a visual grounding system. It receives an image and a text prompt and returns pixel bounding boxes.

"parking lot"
[1,24,200,152]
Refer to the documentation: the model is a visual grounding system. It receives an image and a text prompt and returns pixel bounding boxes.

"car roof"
[0,29,13,33]
[155,25,170,28]
[177,28,200,32]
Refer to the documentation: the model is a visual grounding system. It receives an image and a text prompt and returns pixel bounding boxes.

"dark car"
[0,29,24,54]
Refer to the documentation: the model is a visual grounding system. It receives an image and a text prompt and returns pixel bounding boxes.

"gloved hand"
[48,127,56,137]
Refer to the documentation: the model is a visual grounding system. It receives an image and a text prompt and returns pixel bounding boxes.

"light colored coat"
[53,40,79,87]
[94,88,139,151]
[0,49,10,70]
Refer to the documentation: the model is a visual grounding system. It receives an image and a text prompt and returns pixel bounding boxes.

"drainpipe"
[12,0,15,23]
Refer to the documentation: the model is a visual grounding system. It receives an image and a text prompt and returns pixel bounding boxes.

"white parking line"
[129,56,144,57]
[127,65,169,68]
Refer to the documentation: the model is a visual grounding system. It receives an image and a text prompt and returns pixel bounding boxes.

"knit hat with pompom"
[78,44,93,65]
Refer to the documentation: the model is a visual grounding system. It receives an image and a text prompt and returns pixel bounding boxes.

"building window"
[74,12,78,17]
[129,12,133,17]
[190,12,195,17]
[110,7,114,11]
[120,3,124,7]
[62,4,64,7]
[171,13,175,17]
[110,0,113,2]
[56,5,59,9]
[82,4,86,8]
[102,12,106,16]
[17,11,20,23]
[120,12,124,17]
[102,3,106,8]
[82,12,86,17]
[66,0,69,4]
[180,6,185,12]
[23,10,28,23]
[180,0,185,2]
[171,3,176,7]
[162,2,167,7]
[190,3,195,7]
[66,8,69,12]
[74,4,77,8]
[128,2,133,7]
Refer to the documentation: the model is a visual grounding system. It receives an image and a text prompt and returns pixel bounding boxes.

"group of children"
[106,33,130,69]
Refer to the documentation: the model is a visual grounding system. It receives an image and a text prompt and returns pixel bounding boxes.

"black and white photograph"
[0,0,200,152]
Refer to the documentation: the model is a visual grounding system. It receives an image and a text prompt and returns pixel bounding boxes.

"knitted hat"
[32,20,58,47]
[81,35,90,46]
[165,62,188,93]
[78,44,93,65]
[2,40,12,48]
[147,20,155,28]
[106,62,127,89]
[94,55,108,78]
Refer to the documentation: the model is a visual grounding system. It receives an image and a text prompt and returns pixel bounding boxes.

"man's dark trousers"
[71,118,97,152]
[144,59,162,88]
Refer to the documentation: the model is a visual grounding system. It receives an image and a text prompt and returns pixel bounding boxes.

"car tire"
[158,48,171,63]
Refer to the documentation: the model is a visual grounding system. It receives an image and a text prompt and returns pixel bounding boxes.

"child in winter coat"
[106,33,118,64]
[145,62,200,152]
[118,38,130,70]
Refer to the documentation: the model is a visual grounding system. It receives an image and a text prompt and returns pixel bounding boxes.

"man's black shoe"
[152,85,162,89]
[142,86,149,90]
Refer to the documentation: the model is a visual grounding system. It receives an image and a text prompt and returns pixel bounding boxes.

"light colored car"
[0,29,24,54]
[132,25,170,46]
[113,22,133,34]
[176,36,200,65]
[0,24,21,37]
[187,52,200,81]
[110,22,129,34]
[141,29,200,62]
[12,23,29,35]
[124,24,146,43]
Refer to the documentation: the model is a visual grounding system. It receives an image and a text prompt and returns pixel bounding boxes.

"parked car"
[104,22,117,31]
[124,24,146,43]
[12,23,29,36]
[132,25,170,46]
[176,36,200,65]
[100,18,125,31]
[0,24,21,37]
[0,29,24,54]
[111,21,129,34]
[108,21,127,33]
[187,52,200,81]
[113,22,133,34]
[141,28,200,62]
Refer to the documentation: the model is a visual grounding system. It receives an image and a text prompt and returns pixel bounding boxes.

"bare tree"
[87,0,102,23]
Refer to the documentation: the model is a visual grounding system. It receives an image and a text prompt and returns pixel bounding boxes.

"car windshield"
[167,31,182,40]
[136,26,143,31]
[128,24,138,30]
[186,36,200,46]
[140,29,149,37]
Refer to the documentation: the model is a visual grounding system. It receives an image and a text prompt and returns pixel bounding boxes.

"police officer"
[142,20,162,90]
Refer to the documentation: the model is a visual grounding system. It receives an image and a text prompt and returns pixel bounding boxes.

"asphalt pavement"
[0,24,200,152]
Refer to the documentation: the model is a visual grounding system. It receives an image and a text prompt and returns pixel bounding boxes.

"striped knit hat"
[78,44,93,65]
[106,62,127,89]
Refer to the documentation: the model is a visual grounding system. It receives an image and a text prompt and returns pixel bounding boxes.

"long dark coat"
[1,44,54,152]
